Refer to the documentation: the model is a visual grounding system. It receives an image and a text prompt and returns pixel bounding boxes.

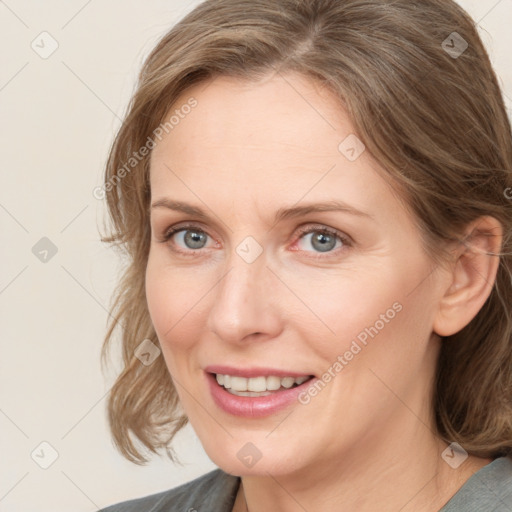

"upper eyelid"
[162,222,344,236]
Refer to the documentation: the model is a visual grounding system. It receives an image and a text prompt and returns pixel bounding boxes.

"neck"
[233,416,492,512]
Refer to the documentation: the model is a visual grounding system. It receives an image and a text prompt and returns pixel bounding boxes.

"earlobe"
[433,216,503,337]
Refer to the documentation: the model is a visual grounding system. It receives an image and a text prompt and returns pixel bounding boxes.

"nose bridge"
[207,244,280,343]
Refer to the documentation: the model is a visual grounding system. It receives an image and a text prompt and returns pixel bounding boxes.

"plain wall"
[1,1,511,510]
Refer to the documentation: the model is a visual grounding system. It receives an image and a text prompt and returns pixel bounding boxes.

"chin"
[198,434,307,477]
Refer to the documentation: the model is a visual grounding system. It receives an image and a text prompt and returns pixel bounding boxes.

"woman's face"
[146,72,449,477]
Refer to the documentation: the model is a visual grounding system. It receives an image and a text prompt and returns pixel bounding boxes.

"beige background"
[1,1,511,510]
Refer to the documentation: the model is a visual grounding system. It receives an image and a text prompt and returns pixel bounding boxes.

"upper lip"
[204,365,314,378]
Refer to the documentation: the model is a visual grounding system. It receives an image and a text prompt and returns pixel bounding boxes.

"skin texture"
[146,72,500,511]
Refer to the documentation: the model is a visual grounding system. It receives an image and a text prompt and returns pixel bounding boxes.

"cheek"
[290,263,430,376]
[284,264,408,339]
[145,251,223,375]
[145,255,201,349]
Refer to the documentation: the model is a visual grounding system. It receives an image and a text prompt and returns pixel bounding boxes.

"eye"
[294,225,350,255]
[158,222,351,258]
[160,223,216,254]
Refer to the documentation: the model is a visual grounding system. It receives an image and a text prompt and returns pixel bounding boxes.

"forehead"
[149,73,405,226]
[156,73,347,156]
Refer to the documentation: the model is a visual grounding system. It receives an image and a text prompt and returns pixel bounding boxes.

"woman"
[98,0,512,510]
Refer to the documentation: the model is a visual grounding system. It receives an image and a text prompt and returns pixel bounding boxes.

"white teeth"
[248,376,266,392]
[215,373,311,393]
[229,389,272,397]
[231,376,248,391]
[266,376,281,391]
[281,377,295,389]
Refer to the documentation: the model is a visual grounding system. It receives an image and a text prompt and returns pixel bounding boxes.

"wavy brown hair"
[100,0,512,464]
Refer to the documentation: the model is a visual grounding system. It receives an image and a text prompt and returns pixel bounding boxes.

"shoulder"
[99,468,240,512]
[441,456,512,511]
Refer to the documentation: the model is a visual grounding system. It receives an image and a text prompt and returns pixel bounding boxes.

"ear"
[433,215,503,337]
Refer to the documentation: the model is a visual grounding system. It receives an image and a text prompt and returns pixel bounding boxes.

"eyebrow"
[151,198,374,223]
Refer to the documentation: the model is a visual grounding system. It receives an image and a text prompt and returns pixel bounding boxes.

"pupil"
[312,232,336,252]
[185,230,206,249]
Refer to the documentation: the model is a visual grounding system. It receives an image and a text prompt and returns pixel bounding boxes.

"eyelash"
[159,223,352,259]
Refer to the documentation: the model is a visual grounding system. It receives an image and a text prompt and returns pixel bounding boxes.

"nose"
[206,249,283,345]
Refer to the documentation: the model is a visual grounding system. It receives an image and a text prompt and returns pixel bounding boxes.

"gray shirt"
[99,456,512,511]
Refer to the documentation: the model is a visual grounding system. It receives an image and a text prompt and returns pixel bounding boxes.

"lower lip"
[206,372,316,418]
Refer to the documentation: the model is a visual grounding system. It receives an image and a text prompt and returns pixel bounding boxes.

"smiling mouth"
[213,373,314,397]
